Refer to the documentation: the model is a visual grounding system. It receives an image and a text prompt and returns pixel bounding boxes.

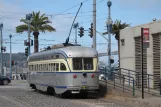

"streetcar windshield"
[73,58,83,70]
[84,58,93,70]
[72,58,93,70]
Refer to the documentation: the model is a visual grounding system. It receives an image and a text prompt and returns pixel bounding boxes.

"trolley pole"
[9,34,12,79]
[0,23,3,75]
[93,0,96,49]
[107,0,113,71]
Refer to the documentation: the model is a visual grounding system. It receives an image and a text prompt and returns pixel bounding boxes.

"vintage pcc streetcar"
[27,44,99,97]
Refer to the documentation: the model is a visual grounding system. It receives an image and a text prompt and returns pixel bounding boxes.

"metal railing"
[99,68,135,96]
[119,68,161,92]
[99,67,161,96]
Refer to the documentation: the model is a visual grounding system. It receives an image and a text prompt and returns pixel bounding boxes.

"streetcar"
[27,44,99,97]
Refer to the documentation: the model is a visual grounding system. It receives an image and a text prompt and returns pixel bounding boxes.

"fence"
[99,67,161,96]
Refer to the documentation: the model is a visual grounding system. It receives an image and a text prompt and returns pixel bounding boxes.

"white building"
[120,20,161,88]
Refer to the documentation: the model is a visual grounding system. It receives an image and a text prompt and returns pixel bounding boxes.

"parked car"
[0,75,11,85]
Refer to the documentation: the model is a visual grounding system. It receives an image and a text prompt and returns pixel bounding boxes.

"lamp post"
[93,0,96,49]
[106,0,113,72]
[9,34,12,79]
[26,14,32,55]
[0,23,3,75]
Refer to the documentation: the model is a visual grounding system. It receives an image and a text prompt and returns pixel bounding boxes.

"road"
[0,80,131,107]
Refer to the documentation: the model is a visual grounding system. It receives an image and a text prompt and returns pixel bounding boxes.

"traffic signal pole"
[0,23,3,75]
[93,0,96,49]
[28,20,30,55]
[9,34,12,79]
[26,14,32,55]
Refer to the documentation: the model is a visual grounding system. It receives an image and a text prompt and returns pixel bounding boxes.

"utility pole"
[9,34,12,79]
[106,0,113,71]
[0,23,3,75]
[73,23,79,44]
[26,14,32,56]
[93,0,96,49]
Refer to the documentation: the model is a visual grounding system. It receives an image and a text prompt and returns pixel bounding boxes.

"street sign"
[143,28,150,48]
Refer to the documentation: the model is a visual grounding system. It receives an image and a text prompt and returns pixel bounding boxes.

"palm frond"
[16,11,56,33]
[20,19,28,24]
[39,25,56,33]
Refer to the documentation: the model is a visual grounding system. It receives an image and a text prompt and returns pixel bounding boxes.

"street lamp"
[9,34,12,79]
[26,14,32,54]
[0,23,3,75]
[106,0,113,72]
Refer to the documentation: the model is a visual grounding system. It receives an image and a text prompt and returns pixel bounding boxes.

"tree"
[103,20,130,66]
[16,11,56,53]
[112,20,130,65]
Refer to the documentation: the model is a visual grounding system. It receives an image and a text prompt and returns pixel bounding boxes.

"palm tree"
[112,20,130,63]
[16,11,56,53]
[103,20,130,65]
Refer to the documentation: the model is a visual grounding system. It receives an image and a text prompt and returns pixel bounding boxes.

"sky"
[0,0,161,64]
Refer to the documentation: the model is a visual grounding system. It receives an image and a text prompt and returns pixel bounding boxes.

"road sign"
[143,28,150,48]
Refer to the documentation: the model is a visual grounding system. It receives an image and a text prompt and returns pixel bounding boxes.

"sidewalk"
[104,94,161,107]
[99,80,161,107]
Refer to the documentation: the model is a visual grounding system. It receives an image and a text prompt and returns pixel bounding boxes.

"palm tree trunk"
[118,36,120,68]
[33,32,39,53]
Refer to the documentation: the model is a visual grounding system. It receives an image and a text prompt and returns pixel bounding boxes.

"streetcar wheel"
[61,91,71,98]
[47,87,55,95]
[79,92,88,98]
[2,80,9,85]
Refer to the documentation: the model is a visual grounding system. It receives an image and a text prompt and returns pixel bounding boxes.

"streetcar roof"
[28,46,98,61]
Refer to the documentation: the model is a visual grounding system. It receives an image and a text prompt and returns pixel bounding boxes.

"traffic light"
[78,27,84,37]
[89,23,93,38]
[25,47,28,56]
[110,59,114,64]
[1,46,6,52]
[12,60,14,66]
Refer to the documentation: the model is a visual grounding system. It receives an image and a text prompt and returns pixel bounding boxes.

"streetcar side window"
[55,63,59,71]
[60,63,66,71]
[51,63,54,71]
[73,58,83,70]
[31,65,33,71]
[43,64,45,71]
[46,64,48,71]
[83,58,93,70]
[41,64,43,71]
[37,64,38,71]
[49,63,51,71]
[39,64,41,71]
[37,64,40,71]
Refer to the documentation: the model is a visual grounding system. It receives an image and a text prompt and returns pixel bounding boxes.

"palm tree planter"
[16,11,56,53]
